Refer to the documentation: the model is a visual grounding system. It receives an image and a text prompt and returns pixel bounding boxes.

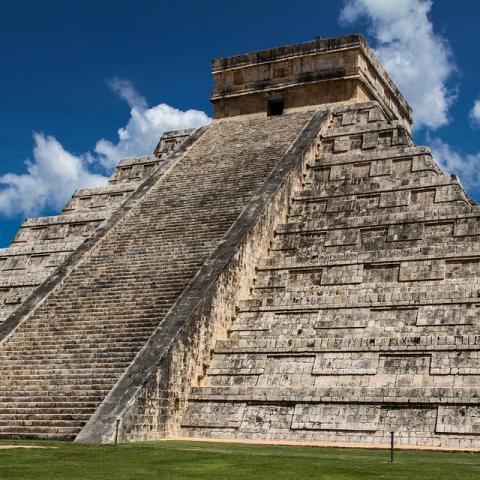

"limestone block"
[369,159,392,177]
[363,263,400,283]
[329,163,352,181]
[436,406,480,434]
[368,308,418,329]
[431,351,480,375]
[367,108,385,123]
[361,227,387,248]
[378,354,431,374]
[1,256,29,271]
[424,222,454,239]
[356,194,380,210]
[65,222,100,239]
[352,162,371,179]
[325,196,356,213]
[240,405,294,434]
[256,356,315,387]
[380,407,436,433]
[2,290,24,306]
[321,264,363,285]
[287,270,322,291]
[208,353,267,376]
[181,402,246,428]
[312,167,331,184]
[341,111,357,126]
[297,232,327,252]
[453,218,480,237]
[410,189,435,206]
[379,190,410,208]
[333,137,350,153]
[315,308,369,329]
[386,223,424,242]
[204,374,260,387]
[313,352,379,375]
[399,260,445,282]
[291,404,380,431]
[254,270,287,289]
[377,131,393,149]
[445,259,480,279]
[417,305,479,326]
[302,200,327,215]
[362,132,378,149]
[391,129,410,147]
[45,224,68,240]
[411,155,437,172]
[325,229,359,246]
[108,157,160,184]
[391,158,412,176]
[435,184,465,203]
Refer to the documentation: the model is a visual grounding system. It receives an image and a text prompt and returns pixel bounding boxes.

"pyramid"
[0,35,479,450]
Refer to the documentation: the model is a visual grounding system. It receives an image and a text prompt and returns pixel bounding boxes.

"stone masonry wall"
[0,129,195,325]
[180,102,480,450]
[0,112,314,440]
[76,110,327,442]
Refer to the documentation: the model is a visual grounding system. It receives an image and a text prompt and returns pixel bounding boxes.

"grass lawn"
[0,439,479,480]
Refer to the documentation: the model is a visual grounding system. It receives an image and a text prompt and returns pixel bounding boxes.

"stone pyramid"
[0,35,479,450]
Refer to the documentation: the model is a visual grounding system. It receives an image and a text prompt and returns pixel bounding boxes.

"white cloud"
[94,80,210,169]
[0,79,210,218]
[0,134,107,217]
[430,137,480,193]
[340,0,455,130]
[470,98,480,126]
[108,77,148,110]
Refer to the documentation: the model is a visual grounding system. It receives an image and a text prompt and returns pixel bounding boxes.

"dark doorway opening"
[267,100,284,116]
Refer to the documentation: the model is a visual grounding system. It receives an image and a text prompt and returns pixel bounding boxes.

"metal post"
[390,431,394,463]
[114,418,120,446]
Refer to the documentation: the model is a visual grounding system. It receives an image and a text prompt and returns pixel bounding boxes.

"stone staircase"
[0,112,314,439]
[0,129,195,324]
[179,103,480,449]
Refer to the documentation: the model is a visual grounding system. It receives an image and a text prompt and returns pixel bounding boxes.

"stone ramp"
[179,103,480,449]
[0,111,314,439]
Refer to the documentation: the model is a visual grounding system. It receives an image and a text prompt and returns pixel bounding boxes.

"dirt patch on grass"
[0,445,58,449]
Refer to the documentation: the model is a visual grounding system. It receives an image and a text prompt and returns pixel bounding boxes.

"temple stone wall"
[211,35,411,129]
[179,102,480,449]
[1,36,479,450]
[0,111,314,440]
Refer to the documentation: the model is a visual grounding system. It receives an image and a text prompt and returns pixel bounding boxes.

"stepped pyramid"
[0,35,479,449]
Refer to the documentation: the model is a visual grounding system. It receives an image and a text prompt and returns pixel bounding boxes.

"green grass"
[0,439,479,480]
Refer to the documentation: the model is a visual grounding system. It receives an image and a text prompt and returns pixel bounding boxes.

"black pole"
[114,418,120,446]
[390,432,394,463]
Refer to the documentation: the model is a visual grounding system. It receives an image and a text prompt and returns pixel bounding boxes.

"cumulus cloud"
[470,98,480,126]
[0,134,107,217]
[0,79,210,218]
[340,0,455,130]
[94,80,210,169]
[430,137,480,193]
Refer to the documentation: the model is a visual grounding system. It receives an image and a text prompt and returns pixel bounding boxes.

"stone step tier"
[0,129,197,324]
[179,102,480,450]
[0,111,315,439]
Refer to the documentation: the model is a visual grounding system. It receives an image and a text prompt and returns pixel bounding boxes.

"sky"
[0,0,479,247]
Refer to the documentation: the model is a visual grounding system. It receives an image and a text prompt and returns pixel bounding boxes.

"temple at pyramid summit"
[0,34,480,449]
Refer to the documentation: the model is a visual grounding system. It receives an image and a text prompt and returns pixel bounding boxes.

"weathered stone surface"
[1,36,479,450]
[0,109,317,440]
[179,101,480,450]
[0,130,196,325]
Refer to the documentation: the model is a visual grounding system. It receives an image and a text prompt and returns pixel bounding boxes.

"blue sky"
[0,0,479,247]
